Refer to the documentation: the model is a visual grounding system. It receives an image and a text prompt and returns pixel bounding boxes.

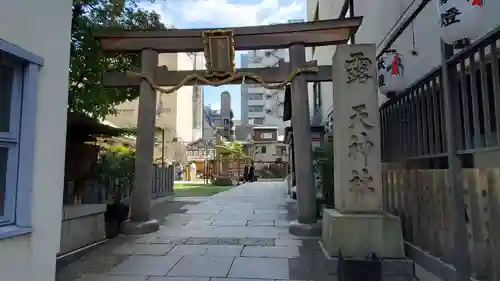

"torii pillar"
[121,48,160,234]
[288,44,321,236]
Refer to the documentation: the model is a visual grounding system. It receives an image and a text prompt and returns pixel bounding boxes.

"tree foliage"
[97,144,136,201]
[216,139,248,159]
[70,0,165,119]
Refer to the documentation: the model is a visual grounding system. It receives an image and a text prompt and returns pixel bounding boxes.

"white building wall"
[253,142,287,163]
[176,52,195,143]
[308,0,500,122]
[245,49,289,133]
[108,52,204,147]
[0,0,72,280]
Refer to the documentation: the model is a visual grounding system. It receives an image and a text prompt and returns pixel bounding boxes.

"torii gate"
[94,17,362,235]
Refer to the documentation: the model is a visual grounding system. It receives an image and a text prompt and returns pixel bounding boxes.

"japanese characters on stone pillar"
[332,44,382,212]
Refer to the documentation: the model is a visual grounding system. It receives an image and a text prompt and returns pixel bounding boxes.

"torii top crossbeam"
[93,17,362,53]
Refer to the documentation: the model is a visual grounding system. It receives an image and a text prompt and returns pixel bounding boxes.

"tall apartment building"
[240,19,304,134]
[240,49,287,133]
[105,52,205,161]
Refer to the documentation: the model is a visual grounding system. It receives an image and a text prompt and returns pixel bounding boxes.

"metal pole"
[440,40,471,281]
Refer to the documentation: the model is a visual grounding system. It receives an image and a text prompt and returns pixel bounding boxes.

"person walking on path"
[243,164,249,183]
[247,162,255,183]
[177,163,184,181]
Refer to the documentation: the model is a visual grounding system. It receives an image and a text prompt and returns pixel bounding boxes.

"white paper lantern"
[437,0,485,45]
[377,51,405,95]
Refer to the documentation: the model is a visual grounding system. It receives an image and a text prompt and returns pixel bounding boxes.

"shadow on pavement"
[56,198,200,281]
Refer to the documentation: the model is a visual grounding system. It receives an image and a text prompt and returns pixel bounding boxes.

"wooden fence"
[380,24,500,281]
[151,164,174,198]
[383,169,500,281]
[81,164,174,204]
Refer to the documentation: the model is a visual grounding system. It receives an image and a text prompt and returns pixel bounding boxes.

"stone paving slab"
[238,238,275,246]
[211,220,247,226]
[241,246,300,258]
[76,275,148,281]
[168,245,209,256]
[274,239,302,246]
[112,243,175,255]
[246,220,274,226]
[148,278,209,281]
[210,278,274,281]
[136,237,189,245]
[59,181,416,281]
[215,238,241,245]
[204,245,243,257]
[167,256,234,277]
[109,256,182,276]
[228,257,289,280]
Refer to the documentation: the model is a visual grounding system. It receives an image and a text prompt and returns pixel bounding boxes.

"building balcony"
[248,99,265,106]
[248,111,266,118]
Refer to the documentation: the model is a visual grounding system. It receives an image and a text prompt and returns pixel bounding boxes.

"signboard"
[261,132,273,139]
[202,29,235,77]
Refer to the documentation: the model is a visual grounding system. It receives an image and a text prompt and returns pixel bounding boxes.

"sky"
[137,0,306,119]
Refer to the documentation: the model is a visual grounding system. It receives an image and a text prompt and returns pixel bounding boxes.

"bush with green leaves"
[97,145,135,203]
[313,140,334,206]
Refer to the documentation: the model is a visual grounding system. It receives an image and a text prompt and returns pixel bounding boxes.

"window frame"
[248,105,264,112]
[260,146,267,154]
[0,55,24,226]
[254,118,265,125]
[0,37,43,239]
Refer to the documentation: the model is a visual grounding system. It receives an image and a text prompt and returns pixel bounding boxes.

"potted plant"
[98,145,134,238]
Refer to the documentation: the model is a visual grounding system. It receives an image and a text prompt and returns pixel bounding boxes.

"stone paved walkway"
[73,181,336,281]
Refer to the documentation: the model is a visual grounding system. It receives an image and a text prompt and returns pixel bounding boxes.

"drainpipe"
[349,0,355,44]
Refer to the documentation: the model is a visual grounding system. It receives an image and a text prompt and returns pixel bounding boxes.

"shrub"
[97,144,135,203]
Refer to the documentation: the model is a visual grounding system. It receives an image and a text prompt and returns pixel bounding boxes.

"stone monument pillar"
[322,44,404,258]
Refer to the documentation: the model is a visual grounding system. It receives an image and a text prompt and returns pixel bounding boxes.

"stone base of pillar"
[321,209,405,259]
[288,220,322,237]
[121,219,160,235]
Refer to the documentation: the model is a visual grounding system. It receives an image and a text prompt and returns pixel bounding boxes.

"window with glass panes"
[0,52,22,225]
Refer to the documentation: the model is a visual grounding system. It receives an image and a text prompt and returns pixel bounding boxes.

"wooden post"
[288,143,295,194]
[440,40,471,281]
[289,44,319,234]
[122,48,160,234]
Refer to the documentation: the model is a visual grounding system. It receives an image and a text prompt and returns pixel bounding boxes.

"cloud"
[209,102,221,111]
[141,0,305,28]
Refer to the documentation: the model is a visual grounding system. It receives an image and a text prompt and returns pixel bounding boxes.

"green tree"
[70,0,165,119]
[97,144,136,202]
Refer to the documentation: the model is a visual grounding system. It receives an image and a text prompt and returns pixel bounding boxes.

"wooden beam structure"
[103,63,332,87]
[93,17,362,53]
